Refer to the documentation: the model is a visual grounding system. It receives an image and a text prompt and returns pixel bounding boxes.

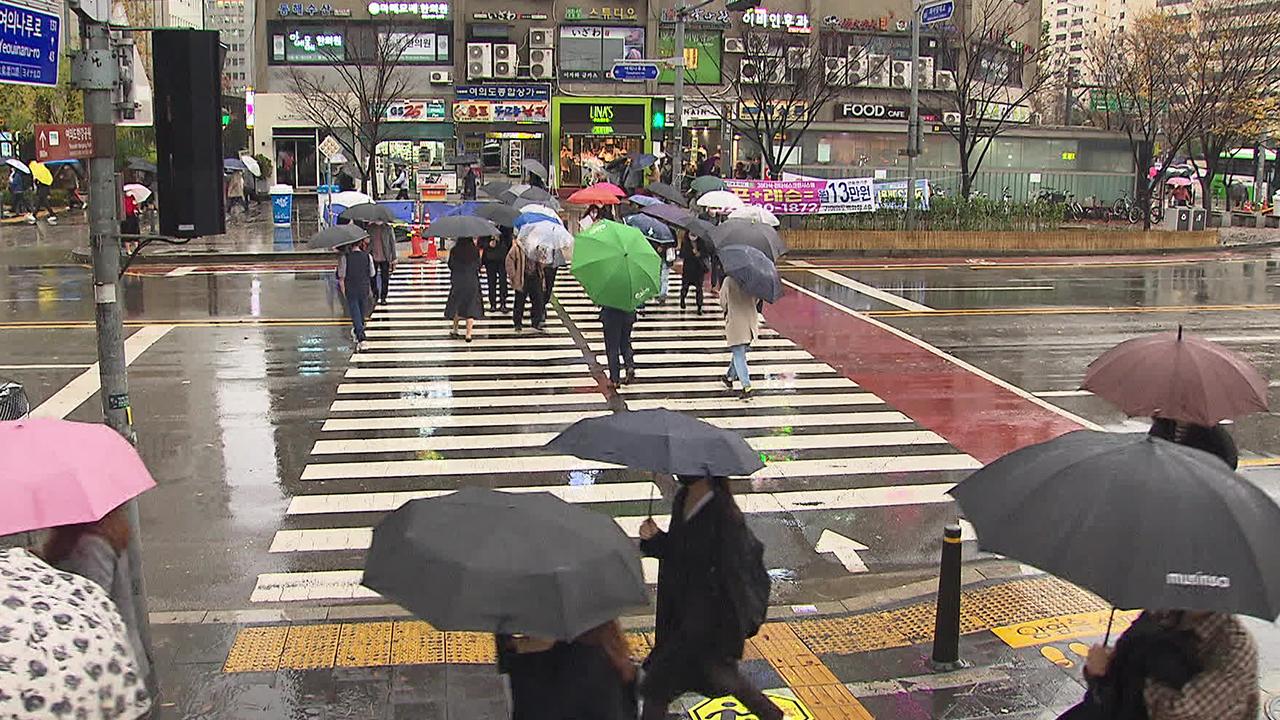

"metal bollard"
[931,523,963,670]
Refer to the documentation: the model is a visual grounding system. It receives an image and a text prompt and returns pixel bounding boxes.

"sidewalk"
[147,567,1280,720]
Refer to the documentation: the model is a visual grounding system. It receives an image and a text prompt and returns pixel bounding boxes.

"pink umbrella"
[587,181,627,197]
[1166,177,1193,187]
[0,419,155,535]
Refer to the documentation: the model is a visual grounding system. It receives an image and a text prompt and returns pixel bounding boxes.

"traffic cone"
[409,225,425,258]
[425,236,439,260]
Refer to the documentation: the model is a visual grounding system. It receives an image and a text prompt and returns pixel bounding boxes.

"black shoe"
[625,369,636,385]
[741,386,755,400]
[722,374,734,389]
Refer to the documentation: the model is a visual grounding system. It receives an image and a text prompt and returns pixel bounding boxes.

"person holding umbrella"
[226,168,247,219]
[498,619,638,720]
[445,237,485,342]
[572,220,661,387]
[29,164,57,225]
[333,230,375,349]
[482,226,511,314]
[367,220,397,305]
[7,162,30,219]
[506,233,545,332]
[679,230,706,314]
[721,273,760,399]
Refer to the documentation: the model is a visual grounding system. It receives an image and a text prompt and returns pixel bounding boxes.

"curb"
[71,247,338,265]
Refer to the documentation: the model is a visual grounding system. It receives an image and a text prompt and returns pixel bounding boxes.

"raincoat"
[721,276,760,347]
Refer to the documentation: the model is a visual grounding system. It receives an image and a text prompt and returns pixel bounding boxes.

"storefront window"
[559,137,646,186]
[276,26,345,62]
[274,132,319,187]
[379,31,451,62]
[558,101,649,186]
[657,29,722,84]
[559,26,645,80]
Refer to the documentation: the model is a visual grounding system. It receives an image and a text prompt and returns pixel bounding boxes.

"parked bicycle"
[1112,191,1144,224]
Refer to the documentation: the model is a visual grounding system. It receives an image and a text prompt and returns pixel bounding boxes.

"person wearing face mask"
[581,204,601,232]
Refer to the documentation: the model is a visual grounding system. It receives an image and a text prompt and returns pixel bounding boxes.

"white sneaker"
[24,214,35,224]
[45,216,57,225]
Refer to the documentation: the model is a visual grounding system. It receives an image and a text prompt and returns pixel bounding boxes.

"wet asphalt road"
[3,223,1280,615]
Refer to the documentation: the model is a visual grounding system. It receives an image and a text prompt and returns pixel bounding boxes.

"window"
[1119,11,1125,17]
[382,32,451,63]
[1071,31,1083,37]
[1069,56,1082,63]
[1070,43,1082,50]
[1056,33,1067,40]
[1056,20,1067,26]
[273,27,345,63]
[1057,7,1069,14]
[1071,18,1083,24]
[657,29,721,84]
[559,26,645,81]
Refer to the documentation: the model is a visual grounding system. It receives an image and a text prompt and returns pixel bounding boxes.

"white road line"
[30,324,175,419]
[905,286,1054,292]
[807,268,935,312]
[165,266,197,277]
[322,409,611,431]
[753,454,979,479]
[587,338,795,351]
[707,411,914,429]
[345,364,592,378]
[300,455,620,480]
[0,364,94,370]
[781,280,1103,431]
[353,349,584,363]
[1034,390,1093,398]
[364,328,570,338]
[580,329,781,339]
[598,350,813,364]
[360,337,577,349]
[611,363,837,378]
[285,481,662,514]
[330,393,606,412]
[626,393,883,411]
[619,377,858,393]
[313,432,560,454]
[336,377,596,394]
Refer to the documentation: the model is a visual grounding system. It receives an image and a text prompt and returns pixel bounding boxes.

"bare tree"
[285,27,417,192]
[921,0,1058,197]
[689,26,866,179]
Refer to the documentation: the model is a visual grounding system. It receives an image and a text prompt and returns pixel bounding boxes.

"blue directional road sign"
[610,62,661,81]
[0,0,61,87]
[920,0,954,24]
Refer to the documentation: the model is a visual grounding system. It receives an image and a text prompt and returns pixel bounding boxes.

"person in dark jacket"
[637,476,782,720]
[679,231,706,313]
[498,620,637,720]
[481,228,511,313]
[444,237,485,342]
[1148,417,1238,469]
[337,238,375,349]
[463,166,479,200]
[600,305,636,388]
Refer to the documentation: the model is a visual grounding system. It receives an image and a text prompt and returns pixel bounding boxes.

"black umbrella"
[363,487,647,639]
[521,158,548,180]
[623,214,676,244]
[546,408,764,477]
[719,245,783,303]
[631,153,658,170]
[645,182,685,206]
[449,153,480,165]
[429,215,500,238]
[127,157,156,173]
[519,187,555,203]
[473,203,521,227]
[711,219,787,260]
[310,224,368,249]
[339,203,397,223]
[480,181,512,197]
[951,430,1280,619]
[686,218,716,241]
[641,203,695,229]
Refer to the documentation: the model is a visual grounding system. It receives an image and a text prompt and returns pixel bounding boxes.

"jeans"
[727,344,751,387]
[484,261,508,309]
[601,308,636,383]
[659,263,670,299]
[374,261,391,303]
[346,290,369,342]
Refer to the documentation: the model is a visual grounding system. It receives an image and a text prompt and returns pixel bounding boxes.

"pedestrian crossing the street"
[251,261,979,604]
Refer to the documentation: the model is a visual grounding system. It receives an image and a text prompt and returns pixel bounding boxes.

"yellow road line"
[1239,457,1280,467]
[788,256,1260,271]
[866,303,1280,318]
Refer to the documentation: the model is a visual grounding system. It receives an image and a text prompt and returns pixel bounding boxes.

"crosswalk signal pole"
[905,0,922,231]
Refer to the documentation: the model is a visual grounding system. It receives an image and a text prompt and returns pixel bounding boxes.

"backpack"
[715,512,770,640]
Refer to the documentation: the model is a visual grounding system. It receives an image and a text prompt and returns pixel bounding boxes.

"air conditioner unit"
[847,44,867,61]
[916,56,935,89]
[467,42,492,80]
[890,59,913,88]
[746,33,774,56]
[848,50,870,86]
[723,37,745,53]
[935,69,956,91]
[786,46,810,68]
[824,56,847,84]
[943,111,961,125]
[740,58,765,83]
[529,49,554,79]
[493,43,517,78]
[528,27,554,49]
[429,69,452,84]
[865,53,889,87]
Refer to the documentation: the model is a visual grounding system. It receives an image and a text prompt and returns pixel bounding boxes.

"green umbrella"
[691,175,728,197]
[571,220,661,311]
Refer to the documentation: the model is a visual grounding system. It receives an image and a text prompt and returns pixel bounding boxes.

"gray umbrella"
[480,181,512,197]
[521,158,548,179]
[631,153,658,169]
[513,196,561,212]
[711,219,787,260]
[641,203,695,229]
[363,487,647,640]
[473,203,521,227]
[686,218,716,241]
[449,153,480,165]
[339,203,397,223]
[951,431,1280,619]
[623,214,676,244]
[519,186,555,203]
[429,214,500,238]
[546,408,764,477]
[719,244,782,302]
[310,224,369,249]
[645,182,685,206]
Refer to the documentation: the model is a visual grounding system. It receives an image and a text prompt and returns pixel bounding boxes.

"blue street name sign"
[0,0,61,87]
[920,0,954,24]
[610,62,660,81]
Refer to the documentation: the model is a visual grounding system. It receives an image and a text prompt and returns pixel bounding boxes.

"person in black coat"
[481,227,512,313]
[637,476,782,720]
[1148,417,1238,470]
[498,620,637,720]
[678,231,706,313]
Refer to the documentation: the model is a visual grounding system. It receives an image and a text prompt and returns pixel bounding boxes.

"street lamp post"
[906,0,922,230]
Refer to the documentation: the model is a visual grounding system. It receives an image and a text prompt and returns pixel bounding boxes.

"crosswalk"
[250,261,979,604]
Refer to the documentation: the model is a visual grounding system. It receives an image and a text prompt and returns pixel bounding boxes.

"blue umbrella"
[631,153,658,169]
[514,211,563,229]
[224,157,247,171]
[628,195,663,207]
[623,214,676,244]
[719,244,782,303]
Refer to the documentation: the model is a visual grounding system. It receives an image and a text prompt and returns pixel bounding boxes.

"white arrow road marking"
[815,529,870,573]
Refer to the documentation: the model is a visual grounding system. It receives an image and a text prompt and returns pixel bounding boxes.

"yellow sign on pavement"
[992,609,1142,648]
[689,693,812,720]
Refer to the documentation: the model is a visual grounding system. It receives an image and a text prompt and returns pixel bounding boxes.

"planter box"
[780,230,1219,253]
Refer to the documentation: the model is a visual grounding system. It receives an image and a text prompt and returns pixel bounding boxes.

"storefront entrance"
[552,97,652,189]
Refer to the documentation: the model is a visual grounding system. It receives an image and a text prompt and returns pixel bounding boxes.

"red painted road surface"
[765,285,1086,464]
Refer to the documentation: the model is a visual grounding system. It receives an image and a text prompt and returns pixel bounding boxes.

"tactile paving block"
[336,622,393,667]
[222,626,288,673]
[278,624,342,670]
[391,621,445,665]
[444,631,497,664]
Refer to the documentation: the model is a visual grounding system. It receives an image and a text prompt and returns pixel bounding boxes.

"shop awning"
[381,123,455,141]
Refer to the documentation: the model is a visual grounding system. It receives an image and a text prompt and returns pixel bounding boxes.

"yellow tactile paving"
[444,631,497,664]
[624,631,652,663]
[278,624,342,670]
[751,623,875,720]
[336,621,393,667]
[391,621,445,665]
[222,626,288,673]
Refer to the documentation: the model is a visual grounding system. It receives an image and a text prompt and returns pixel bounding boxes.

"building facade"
[248,0,1135,200]
[207,0,255,93]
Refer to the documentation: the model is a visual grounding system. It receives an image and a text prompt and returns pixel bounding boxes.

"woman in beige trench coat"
[720,275,760,399]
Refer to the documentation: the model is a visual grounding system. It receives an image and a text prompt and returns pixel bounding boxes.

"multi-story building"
[248,0,1135,200]
[207,0,255,93]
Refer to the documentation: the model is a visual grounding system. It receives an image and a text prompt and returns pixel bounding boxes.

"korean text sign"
[0,0,60,87]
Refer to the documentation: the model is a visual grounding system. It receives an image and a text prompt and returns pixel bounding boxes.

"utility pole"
[905,0,922,230]
[672,6,687,174]
[71,4,156,694]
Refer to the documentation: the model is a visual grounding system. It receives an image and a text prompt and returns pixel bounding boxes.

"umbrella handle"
[647,483,655,519]
[1103,607,1116,646]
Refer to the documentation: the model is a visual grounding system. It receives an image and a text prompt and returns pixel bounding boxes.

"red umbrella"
[587,182,627,197]
[1082,326,1268,426]
[568,187,620,205]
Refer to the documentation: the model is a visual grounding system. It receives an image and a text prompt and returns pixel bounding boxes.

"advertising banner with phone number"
[723,177,929,214]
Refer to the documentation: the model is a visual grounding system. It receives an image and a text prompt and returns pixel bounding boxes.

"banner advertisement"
[723,177,929,214]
